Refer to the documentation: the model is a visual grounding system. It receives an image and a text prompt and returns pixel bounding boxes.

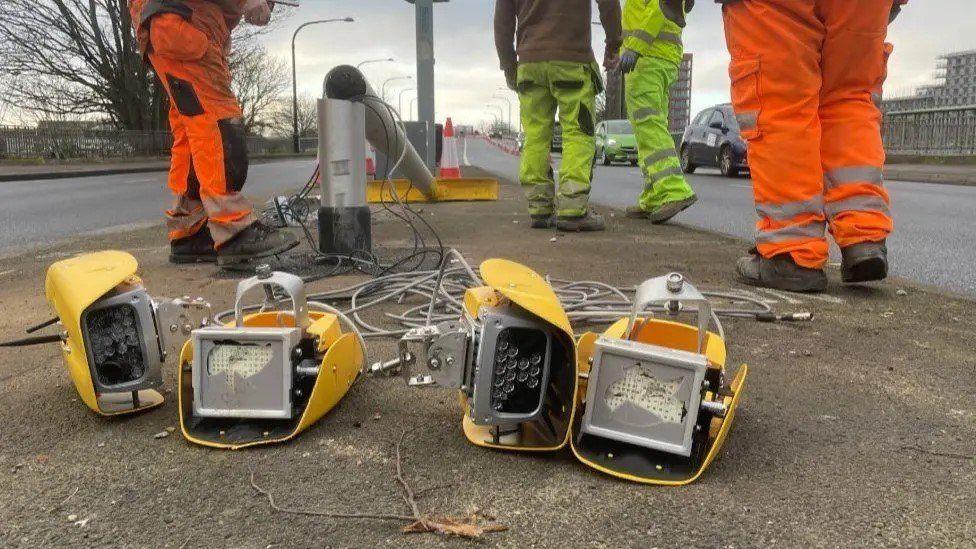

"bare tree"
[0,0,165,130]
[232,44,290,135]
[267,93,318,139]
[0,0,291,131]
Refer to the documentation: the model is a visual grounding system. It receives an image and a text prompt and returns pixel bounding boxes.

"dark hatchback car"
[680,104,749,177]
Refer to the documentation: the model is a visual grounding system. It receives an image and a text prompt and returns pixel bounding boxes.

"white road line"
[730,184,752,189]
[758,288,805,305]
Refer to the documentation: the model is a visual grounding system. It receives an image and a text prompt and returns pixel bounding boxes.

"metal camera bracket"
[397,317,475,388]
[626,273,711,354]
[234,267,309,330]
[153,297,213,362]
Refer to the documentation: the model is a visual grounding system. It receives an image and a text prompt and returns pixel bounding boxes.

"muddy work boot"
[625,205,649,219]
[841,240,888,283]
[735,251,827,293]
[169,226,217,264]
[217,222,300,267]
[556,210,606,232]
[530,215,555,229]
[647,195,698,224]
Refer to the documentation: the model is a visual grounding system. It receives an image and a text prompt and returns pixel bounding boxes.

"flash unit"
[572,273,749,486]
[179,268,364,449]
[44,251,211,416]
[395,259,577,451]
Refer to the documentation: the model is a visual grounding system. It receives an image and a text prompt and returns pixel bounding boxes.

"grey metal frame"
[81,287,163,394]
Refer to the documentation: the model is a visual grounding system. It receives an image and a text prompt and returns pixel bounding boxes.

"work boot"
[647,195,698,224]
[530,215,555,229]
[217,221,300,266]
[735,251,827,293]
[625,205,649,219]
[169,226,217,264]
[841,240,889,283]
[556,210,606,232]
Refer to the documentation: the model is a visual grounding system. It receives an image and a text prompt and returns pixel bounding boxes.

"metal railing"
[882,105,976,156]
[0,125,296,160]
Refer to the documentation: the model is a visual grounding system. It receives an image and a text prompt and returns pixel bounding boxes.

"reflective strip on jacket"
[622,0,685,64]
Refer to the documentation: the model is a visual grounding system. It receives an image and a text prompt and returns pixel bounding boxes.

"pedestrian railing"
[882,105,976,156]
[0,125,294,160]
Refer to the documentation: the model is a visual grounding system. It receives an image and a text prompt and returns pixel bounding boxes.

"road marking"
[759,287,844,305]
[730,184,752,189]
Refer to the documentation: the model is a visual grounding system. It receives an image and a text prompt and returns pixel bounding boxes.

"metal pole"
[292,17,354,153]
[414,0,436,168]
[399,88,416,117]
[491,96,512,134]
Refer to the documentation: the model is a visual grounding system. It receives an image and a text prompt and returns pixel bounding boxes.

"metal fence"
[0,125,294,159]
[882,105,976,156]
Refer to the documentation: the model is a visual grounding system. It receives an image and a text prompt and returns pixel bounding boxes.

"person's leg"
[548,61,597,219]
[516,62,558,222]
[163,105,208,243]
[723,0,829,291]
[165,105,216,263]
[626,56,695,221]
[819,0,894,282]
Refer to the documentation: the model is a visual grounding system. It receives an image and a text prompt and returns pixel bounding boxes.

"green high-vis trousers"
[517,61,598,218]
[626,56,695,211]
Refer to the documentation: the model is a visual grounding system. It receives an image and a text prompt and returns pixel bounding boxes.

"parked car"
[551,122,563,152]
[680,103,749,177]
[595,119,638,166]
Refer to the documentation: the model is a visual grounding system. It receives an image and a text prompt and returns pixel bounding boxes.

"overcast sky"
[264,0,969,129]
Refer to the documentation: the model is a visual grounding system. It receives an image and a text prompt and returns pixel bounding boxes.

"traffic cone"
[439,117,462,179]
[365,140,377,180]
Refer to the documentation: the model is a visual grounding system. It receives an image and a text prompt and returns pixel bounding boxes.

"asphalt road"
[0,158,316,259]
[466,138,976,297]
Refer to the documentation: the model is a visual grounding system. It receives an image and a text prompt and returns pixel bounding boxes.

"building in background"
[884,49,976,112]
[602,53,694,136]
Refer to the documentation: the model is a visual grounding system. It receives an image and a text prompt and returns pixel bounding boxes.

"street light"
[356,57,395,70]
[292,17,355,153]
[381,76,412,103]
[399,87,416,118]
[491,95,513,133]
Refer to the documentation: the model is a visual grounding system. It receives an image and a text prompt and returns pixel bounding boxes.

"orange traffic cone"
[439,117,462,179]
[365,139,377,180]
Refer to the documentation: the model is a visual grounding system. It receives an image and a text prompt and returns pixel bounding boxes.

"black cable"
[0,334,63,348]
[25,317,58,334]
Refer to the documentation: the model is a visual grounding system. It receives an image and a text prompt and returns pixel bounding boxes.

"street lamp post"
[497,86,522,134]
[399,88,416,118]
[356,57,395,70]
[292,17,354,153]
[491,95,513,134]
[381,76,412,103]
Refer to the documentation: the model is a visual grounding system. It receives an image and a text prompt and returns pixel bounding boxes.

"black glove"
[505,67,518,91]
[661,0,693,28]
[889,4,902,23]
[619,49,639,74]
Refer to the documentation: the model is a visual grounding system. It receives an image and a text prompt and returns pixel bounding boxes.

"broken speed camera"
[181,268,364,449]
[44,251,211,416]
[391,259,578,452]
[572,273,750,485]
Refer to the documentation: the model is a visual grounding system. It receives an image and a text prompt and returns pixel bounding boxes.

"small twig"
[394,429,425,522]
[46,486,79,514]
[900,445,975,461]
[249,470,415,522]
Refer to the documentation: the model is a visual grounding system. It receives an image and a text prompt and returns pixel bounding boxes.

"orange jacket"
[129,0,245,57]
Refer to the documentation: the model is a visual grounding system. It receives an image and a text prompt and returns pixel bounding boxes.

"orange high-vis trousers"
[148,13,256,247]
[722,0,895,269]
